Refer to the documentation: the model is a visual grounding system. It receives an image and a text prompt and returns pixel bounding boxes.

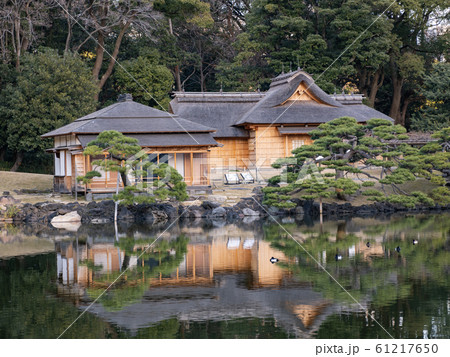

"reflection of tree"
[0,253,116,338]
[316,282,450,338]
[263,216,450,308]
[118,317,293,339]
[133,318,180,339]
[175,317,292,339]
[87,235,189,311]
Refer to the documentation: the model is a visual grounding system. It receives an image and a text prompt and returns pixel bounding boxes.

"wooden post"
[104,153,107,187]
[190,152,194,186]
[75,162,78,201]
[285,135,288,157]
[207,152,211,186]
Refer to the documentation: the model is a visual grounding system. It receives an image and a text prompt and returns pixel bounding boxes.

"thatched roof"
[170,92,264,138]
[235,70,393,126]
[78,133,218,148]
[171,70,393,137]
[388,132,436,146]
[42,94,219,148]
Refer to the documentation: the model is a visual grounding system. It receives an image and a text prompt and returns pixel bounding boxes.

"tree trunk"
[390,81,403,124]
[98,22,131,90]
[175,65,182,91]
[65,16,72,54]
[400,96,412,127]
[200,61,205,92]
[114,172,120,223]
[0,148,5,161]
[368,69,384,107]
[121,254,131,270]
[10,152,24,172]
[358,68,367,96]
[168,18,173,36]
[168,18,182,91]
[120,171,127,188]
[319,196,323,226]
[389,58,404,124]
[14,18,21,69]
[92,31,105,84]
[335,170,346,200]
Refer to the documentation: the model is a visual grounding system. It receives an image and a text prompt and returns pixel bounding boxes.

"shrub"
[5,205,20,218]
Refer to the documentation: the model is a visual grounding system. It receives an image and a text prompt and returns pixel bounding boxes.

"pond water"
[0,213,449,339]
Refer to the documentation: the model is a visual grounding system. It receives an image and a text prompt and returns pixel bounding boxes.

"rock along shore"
[2,190,449,226]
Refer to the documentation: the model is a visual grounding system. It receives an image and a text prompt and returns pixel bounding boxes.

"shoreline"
[3,192,450,227]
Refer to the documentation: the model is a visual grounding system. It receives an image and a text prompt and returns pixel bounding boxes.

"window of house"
[292,140,305,150]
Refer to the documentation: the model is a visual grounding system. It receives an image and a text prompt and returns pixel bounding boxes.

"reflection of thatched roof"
[288,302,330,328]
[388,132,436,145]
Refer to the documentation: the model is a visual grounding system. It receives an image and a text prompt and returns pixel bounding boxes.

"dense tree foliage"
[0,48,98,171]
[114,51,174,109]
[218,0,448,122]
[410,62,450,131]
[0,1,448,173]
[264,117,450,209]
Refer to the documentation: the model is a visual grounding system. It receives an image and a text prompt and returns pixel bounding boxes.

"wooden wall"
[249,126,285,168]
[209,138,249,169]
[247,126,314,168]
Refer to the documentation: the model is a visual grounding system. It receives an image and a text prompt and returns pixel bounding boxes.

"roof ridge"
[75,102,121,121]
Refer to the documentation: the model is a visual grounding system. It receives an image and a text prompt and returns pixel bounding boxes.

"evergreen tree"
[263,117,436,209]
[114,51,174,110]
[83,130,188,205]
[0,48,98,171]
[410,62,450,131]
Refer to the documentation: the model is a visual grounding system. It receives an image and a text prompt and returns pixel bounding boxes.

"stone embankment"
[1,190,448,226]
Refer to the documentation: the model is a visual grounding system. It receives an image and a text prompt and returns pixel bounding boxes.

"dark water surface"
[0,213,449,339]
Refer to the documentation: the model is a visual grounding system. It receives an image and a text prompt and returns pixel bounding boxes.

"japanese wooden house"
[44,69,393,193]
[42,94,219,193]
[170,69,392,179]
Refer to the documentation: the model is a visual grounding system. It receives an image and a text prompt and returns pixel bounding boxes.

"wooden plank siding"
[246,126,314,168]
[209,138,249,170]
[250,126,287,168]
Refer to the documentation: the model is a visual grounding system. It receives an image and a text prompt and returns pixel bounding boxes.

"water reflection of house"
[55,227,386,337]
[55,236,340,337]
[56,241,137,287]
[56,237,287,289]
[151,238,289,288]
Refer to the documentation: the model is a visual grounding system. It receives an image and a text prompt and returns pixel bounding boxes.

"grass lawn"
[0,171,53,193]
